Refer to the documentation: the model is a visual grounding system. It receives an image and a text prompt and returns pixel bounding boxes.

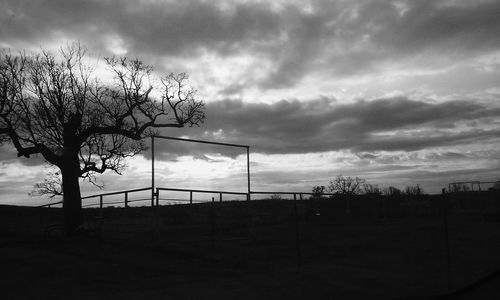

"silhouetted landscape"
[2,190,500,299]
[2,0,500,299]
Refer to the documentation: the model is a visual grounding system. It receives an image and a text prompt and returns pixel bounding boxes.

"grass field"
[1,192,500,299]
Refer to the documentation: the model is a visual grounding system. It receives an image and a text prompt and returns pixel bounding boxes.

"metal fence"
[32,189,500,298]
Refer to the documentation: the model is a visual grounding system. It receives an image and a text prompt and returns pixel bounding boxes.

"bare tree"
[328,175,365,195]
[362,183,382,195]
[30,170,63,198]
[449,183,470,193]
[383,186,402,196]
[311,185,326,199]
[0,44,205,234]
[404,184,424,196]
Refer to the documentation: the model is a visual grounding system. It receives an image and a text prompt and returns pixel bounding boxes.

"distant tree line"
[311,175,424,199]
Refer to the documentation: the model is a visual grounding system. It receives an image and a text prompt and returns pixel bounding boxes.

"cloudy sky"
[1,0,500,205]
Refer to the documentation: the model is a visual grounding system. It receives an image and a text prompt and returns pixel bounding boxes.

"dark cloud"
[0,0,281,56]
[2,0,499,91]
[369,1,500,55]
[152,96,500,156]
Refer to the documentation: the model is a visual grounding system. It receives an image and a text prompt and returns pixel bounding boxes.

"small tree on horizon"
[328,175,365,195]
[0,43,205,234]
[404,184,424,196]
[449,183,470,193]
[383,186,402,196]
[311,185,326,199]
[362,183,382,195]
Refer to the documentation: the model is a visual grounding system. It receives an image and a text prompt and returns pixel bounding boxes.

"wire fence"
[26,188,500,298]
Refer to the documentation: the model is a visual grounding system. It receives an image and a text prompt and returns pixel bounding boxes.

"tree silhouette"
[362,183,382,195]
[404,184,424,196]
[0,43,205,234]
[449,183,470,193]
[328,175,365,195]
[383,186,402,196]
[311,185,326,199]
[30,170,63,198]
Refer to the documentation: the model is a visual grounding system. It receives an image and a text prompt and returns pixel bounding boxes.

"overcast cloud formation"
[1,0,500,203]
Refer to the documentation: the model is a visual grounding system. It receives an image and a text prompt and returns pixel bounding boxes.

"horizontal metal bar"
[100,200,125,206]
[38,201,63,208]
[448,181,498,185]
[153,135,249,149]
[449,181,481,185]
[81,187,152,199]
[158,198,191,202]
[126,198,151,204]
[39,188,341,208]
[250,191,335,196]
[157,187,249,196]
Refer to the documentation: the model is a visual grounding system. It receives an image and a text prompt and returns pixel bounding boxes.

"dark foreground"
[1,192,500,299]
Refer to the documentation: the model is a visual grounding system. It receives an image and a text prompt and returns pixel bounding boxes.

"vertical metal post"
[124,191,129,223]
[151,136,155,207]
[293,193,301,269]
[99,195,103,218]
[219,192,223,202]
[211,196,215,258]
[442,194,451,291]
[156,188,160,206]
[190,191,193,205]
[246,146,251,201]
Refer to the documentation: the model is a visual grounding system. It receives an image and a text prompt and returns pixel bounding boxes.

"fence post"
[441,193,451,291]
[156,188,160,206]
[293,193,301,269]
[99,195,103,218]
[219,192,223,203]
[124,192,129,223]
[211,196,215,259]
[299,193,303,201]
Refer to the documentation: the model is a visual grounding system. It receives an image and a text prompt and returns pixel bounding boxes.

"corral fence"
[34,187,500,299]
[38,187,338,210]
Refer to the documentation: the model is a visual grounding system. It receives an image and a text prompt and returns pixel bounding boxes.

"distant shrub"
[328,175,365,195]
[404,184,424,196]
[362,183,382,196]
[311,185,326,199]
[383,186,402,196]
[449,183,471,193]
[488,181,500,192]
[270,194,282,200]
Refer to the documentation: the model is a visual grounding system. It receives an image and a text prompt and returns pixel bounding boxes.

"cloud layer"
[1,0,500,98]
[159,96,500,155]
[1,0,500,202]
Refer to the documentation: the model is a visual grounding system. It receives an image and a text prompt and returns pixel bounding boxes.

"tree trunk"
[61,155,83,235]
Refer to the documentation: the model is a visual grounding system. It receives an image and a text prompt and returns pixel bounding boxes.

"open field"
[1,192,500,299]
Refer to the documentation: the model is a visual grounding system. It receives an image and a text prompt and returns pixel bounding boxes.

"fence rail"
[41,186,429,209]
[39,187,153,209]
